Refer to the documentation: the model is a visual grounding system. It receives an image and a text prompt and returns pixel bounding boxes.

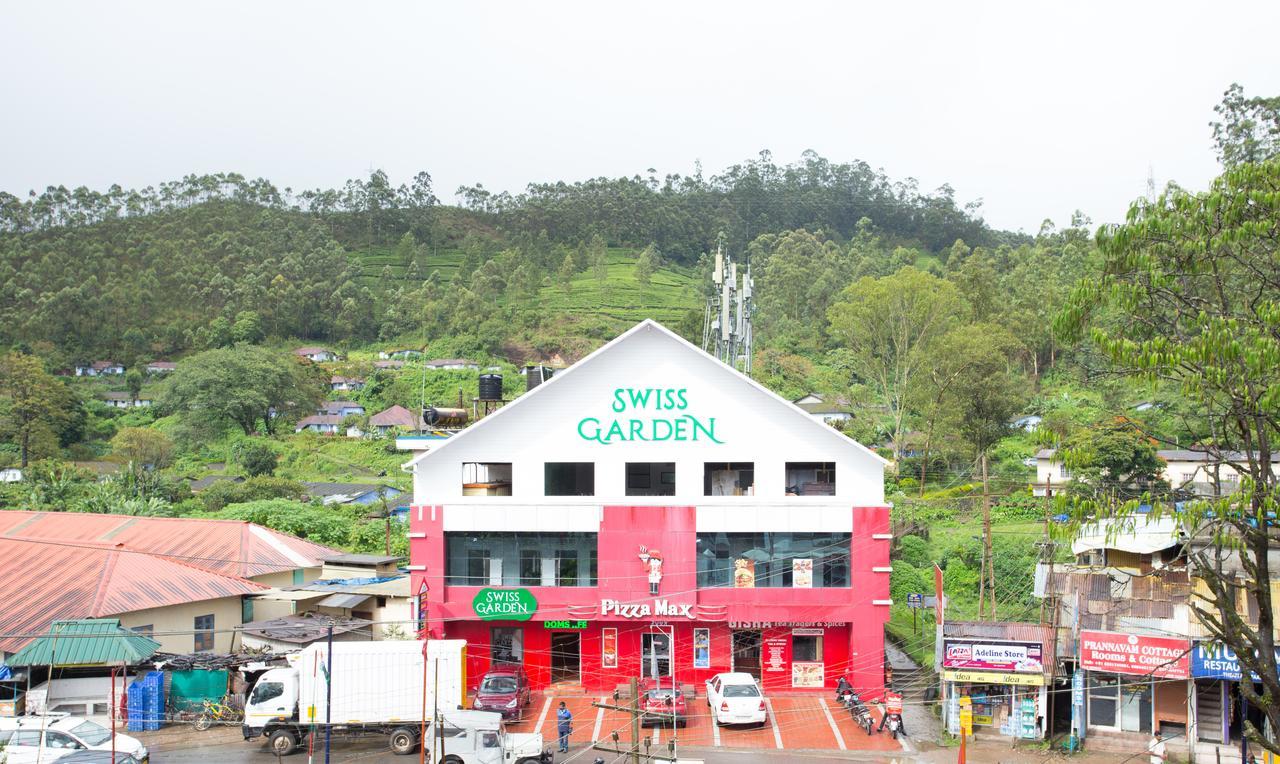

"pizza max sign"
[600,598,695,619]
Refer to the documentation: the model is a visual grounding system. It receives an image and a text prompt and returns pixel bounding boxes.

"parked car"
[638,676,687,727]
[0,715,148,763]
[47,752,142,764]
[472,664,533,720]
[704,672,767,727]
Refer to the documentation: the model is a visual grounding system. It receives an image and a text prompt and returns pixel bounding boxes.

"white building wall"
[411,323,886,527]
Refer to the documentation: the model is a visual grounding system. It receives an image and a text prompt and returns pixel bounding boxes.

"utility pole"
[1039,476,1054,624]
[980,453,995,620]
[591,677,678,763]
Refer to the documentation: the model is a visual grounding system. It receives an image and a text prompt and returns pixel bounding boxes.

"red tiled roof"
[0,511,338,580]
[0,536,266,653]
[294,346,332,355]
[369,405,422,428]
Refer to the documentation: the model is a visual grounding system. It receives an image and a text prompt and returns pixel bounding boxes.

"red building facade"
[407,321,891,695]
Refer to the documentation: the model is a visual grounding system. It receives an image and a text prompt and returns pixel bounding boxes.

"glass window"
[1088,672,1118,728]
[696,532,851,588]
[13,730,42,746]
[462,462,512,496]
[626,463,675,496]
[704,462,755,496]
[250,681,285,705]
[793,634,823,662]
[194,614,215,652]
[70,721,111,746]
[446,533,598,587]
[132,624,154,637]
[785,462,835,496]
[492,627,523,664]
[545,463,595,496]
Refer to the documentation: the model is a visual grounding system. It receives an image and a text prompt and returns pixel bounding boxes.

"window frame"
[193,613,215,652]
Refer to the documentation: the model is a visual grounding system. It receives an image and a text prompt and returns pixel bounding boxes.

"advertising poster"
[602,628,618,669]
[693,628,711,669]
[734,558,756,588]
[1079,630,1190,679]
[764,636,788,674]
[792,559,813,588]
[943,638,1044,673]
[1191,642,1280,681]
[792,662,824,688]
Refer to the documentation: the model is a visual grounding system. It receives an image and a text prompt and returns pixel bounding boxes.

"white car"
[0,715,148,763]
[704,672,767,727]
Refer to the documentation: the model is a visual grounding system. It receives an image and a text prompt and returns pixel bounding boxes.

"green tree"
[592,246,609,297]
[206,316,232,349]
[393,231,418,270]
[557,252,576,295]
[0,353,74,467]
[234,439,279,477]
[232,311,265,344]
[1057,158,1280,753]
[161,346,325,436]
[827,267,968,459]
[635,244,659,302]
[124,368,144,401]
[1211,83,1280,167]
[1061,420,1168,500]
[109,427,174,470]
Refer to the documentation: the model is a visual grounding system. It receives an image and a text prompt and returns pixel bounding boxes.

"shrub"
[234,440,279,477]
[895,535,931,569]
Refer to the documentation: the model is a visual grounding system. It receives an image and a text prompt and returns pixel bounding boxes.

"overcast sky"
[2,1,1277,233]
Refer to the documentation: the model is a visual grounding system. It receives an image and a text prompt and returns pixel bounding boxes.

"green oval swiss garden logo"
[471,588,538,621]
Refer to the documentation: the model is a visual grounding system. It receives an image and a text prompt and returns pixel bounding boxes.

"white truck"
[241,640,550,761]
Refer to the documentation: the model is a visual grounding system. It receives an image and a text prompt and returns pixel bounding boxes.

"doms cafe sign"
[577,388,724,445]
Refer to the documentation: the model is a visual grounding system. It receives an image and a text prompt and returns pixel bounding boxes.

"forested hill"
[0,152,1025,363]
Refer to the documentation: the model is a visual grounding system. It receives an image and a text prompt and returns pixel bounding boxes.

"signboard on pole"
[416,579,428,636]
[907,593,923,609]
[1079,630,1190,679]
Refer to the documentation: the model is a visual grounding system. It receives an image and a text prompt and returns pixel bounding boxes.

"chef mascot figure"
[639,546,664,595]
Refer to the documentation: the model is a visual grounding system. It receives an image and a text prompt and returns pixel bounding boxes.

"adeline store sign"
[943,638,1045,673]
[576,388,724,445]
[1079,630,1191,680]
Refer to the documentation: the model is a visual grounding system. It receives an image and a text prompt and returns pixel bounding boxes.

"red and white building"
[407,320,890,695]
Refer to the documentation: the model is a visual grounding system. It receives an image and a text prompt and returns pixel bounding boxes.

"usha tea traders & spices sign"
[472,588,538,622]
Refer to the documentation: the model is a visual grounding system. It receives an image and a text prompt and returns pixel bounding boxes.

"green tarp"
[168,669,228,712]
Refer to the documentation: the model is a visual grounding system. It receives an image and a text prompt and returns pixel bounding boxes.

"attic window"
[626,463,675,497]
[545,462,595,496]
[785,462,835,496]
[704,462,755,496]
[463,463,512,497]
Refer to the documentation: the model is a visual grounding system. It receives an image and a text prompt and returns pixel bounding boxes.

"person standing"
[1147,732,1166,764]
[556,701,573,753]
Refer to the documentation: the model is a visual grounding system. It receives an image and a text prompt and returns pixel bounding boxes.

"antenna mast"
[701,235,755,375]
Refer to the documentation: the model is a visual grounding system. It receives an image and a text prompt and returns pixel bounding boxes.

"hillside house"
[368,404,424,434]
[0,511,338,657]
[301,482,405,508]
[295,414,346,435]
[374,359,405,370]
[99,391,153,409]
[378,348,423,360]
[792,393,854,425]
[144,361,177,374]
[74,361,124,377]
[294,346,337,363]
[330,375,366,392]
[0,468,22,483]
[423,358,479,371]
[318,400,365,417]
[1034,448,1280,497]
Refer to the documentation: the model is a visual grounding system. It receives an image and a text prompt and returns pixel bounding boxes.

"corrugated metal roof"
[0,510,338,579]
[0,536,267,653]
[317,593,370,609]
[6,619,160,667]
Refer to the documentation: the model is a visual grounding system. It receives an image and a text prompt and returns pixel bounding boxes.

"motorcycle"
[840,689,874,735]
[884,712,904,739]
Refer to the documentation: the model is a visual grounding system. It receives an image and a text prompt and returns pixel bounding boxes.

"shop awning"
[7,619,160,667]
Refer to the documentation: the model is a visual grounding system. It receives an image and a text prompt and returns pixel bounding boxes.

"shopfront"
[940,624,1053,740]
[1079,630,1190,739]
[406,320,892,695]
[1190,641,1278,750]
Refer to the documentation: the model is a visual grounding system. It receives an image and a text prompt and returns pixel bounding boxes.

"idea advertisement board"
[943,638,1045,674]
[1079,630,1190,680]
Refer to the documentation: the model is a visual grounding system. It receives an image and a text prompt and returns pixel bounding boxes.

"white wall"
[412,323,885,509]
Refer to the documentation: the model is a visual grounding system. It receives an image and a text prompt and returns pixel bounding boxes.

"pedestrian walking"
[556,701,573,753]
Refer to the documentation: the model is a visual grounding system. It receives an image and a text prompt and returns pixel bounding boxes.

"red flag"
[933,563,945,624]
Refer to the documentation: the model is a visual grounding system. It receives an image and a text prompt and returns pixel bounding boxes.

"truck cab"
[242,667,296,737]
[428,710,550,764]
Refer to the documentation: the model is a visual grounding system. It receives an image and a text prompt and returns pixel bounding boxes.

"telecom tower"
[701,240,755,375]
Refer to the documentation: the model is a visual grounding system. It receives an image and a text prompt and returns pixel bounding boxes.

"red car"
[472,664,532,720]
[638,677,687,727]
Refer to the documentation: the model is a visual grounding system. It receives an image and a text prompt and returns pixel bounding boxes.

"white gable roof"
[406,320,886,503]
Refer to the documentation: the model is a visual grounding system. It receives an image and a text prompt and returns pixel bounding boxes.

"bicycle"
[194,696,243,731]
